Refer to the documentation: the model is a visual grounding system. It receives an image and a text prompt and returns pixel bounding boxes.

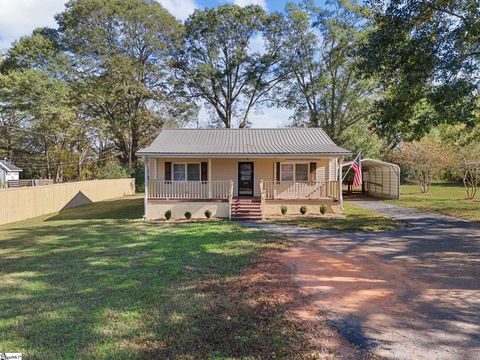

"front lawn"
[386,183,480,222]
[0,196,315,359]
[270,203,401,232]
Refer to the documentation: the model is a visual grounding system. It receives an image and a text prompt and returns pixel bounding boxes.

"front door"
[238,162,254,196]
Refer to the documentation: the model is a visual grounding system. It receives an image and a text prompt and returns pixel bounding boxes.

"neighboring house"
[0,159,22,187]
[137,128,351,220]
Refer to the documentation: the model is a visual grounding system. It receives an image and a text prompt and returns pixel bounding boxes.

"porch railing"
[263,181,339,200]
[147,180,231,199]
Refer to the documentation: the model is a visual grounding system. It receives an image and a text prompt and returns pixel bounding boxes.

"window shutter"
[309,162,317,183]
[201,162,208,181]
[276,162,280,182]
[165,162,172,181]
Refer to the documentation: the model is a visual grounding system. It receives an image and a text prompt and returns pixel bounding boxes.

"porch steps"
[231,198,262,221]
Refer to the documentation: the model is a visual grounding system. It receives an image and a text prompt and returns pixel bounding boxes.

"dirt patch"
[199,248,377,359]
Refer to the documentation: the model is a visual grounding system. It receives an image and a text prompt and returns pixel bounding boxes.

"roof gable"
[138,128,350,157]
[0,160,22,172]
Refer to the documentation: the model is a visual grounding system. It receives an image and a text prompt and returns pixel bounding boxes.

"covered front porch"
[143,157,342,220]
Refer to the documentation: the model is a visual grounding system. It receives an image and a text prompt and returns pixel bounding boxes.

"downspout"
[143,156,148,220]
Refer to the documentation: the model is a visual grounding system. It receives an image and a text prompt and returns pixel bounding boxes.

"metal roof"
[0,159,22,172]
[137,128,351,157]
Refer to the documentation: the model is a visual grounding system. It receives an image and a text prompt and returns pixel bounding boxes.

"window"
[187,163,200,181]
[172,163,200,181]
[280,162,309,182]
[295,163,309,182]
[280,164,294,181]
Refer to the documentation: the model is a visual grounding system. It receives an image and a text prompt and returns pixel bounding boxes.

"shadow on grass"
[47,196,144,221]
[0,201,314,359]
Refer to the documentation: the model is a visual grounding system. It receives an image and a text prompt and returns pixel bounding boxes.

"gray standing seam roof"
[0,160,22,172]
[137,128,351,157]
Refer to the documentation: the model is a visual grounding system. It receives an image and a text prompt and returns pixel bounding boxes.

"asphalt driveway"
[245,201,480,359]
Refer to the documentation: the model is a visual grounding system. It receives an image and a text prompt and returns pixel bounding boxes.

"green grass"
[386,183,480,222]
[0,196,307,359]
[270,203,401,232]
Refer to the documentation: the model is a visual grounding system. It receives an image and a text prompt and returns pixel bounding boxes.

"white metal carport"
[343,158,400,199]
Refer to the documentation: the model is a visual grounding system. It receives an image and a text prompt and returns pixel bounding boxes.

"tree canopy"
[363,0,480,142]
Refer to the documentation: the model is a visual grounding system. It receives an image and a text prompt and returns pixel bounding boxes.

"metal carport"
[343,158,400,200]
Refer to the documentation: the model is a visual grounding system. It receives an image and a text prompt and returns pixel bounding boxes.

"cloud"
[156,0,197,21]
[0,0,66,51]
[233,0,267,9]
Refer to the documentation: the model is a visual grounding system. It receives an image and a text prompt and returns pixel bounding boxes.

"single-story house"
[0,159,22,186]
[137,128,351,220]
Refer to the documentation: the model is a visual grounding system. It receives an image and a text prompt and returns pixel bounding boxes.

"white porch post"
[143,156,148,220]
[208,158,212,198]
[338,157,344,210]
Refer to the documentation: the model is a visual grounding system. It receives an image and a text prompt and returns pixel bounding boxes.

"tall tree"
[0,30,86,181]
[57,0,195,172]
[278,0,375,143]
[176,5,286,128]
[363,0,480,142]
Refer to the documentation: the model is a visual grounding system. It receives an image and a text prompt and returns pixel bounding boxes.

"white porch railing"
[263,181,339,200]
[148,180,231,199]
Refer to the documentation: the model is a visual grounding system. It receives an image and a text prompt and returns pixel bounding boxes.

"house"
[0,159,22,187]
[137,128,351,220]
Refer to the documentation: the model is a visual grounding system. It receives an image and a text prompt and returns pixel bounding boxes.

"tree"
[460,160,480,200]
[362,0,480,142]
[57,0,195,172]
[0,30,87,182]
[279,0,376,143]
[176,5,286,128]
[393,137,447,193]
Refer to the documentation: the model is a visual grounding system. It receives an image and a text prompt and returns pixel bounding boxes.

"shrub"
[319,204,327,215]
[164,210,172,220]
[185,211,192,220]
[300,206,308,215]
[393,137,447,193]
[280,205,288,216]
[204,209,212,219]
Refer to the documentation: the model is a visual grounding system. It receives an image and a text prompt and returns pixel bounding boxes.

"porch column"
[143,156,148,219]
[208,158,212,198]
[338,157,344,209]
[273,161,277,199]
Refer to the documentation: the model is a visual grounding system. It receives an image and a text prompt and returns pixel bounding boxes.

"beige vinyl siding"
[211,159,237,195]
[147,157,335,197]
[328,158,337,181]
[254,159,274,196]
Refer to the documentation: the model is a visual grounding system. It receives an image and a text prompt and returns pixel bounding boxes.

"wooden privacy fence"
[0,178,135,226]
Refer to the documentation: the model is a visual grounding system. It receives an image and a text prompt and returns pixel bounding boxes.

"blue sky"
[0,0,303,127]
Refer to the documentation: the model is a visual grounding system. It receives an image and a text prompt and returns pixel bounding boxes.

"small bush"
[319,204,327,215]
[205,209,212,219]
[164,210,172,220]
[280,205,288,216]
[185,211,192,220]
[300,206,308,215]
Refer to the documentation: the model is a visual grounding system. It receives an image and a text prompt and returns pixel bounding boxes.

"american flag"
[352,155,363,187]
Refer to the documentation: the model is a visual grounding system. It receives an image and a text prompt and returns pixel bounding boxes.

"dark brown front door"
[238,162,254,196]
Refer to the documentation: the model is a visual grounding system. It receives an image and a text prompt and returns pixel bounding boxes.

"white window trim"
[172,162,201,182]
[280,162,310,182]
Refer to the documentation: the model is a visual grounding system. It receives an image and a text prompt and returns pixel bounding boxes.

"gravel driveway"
[244,201,480,359]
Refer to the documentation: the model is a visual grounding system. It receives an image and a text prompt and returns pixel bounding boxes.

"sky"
[0,0,297,128]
